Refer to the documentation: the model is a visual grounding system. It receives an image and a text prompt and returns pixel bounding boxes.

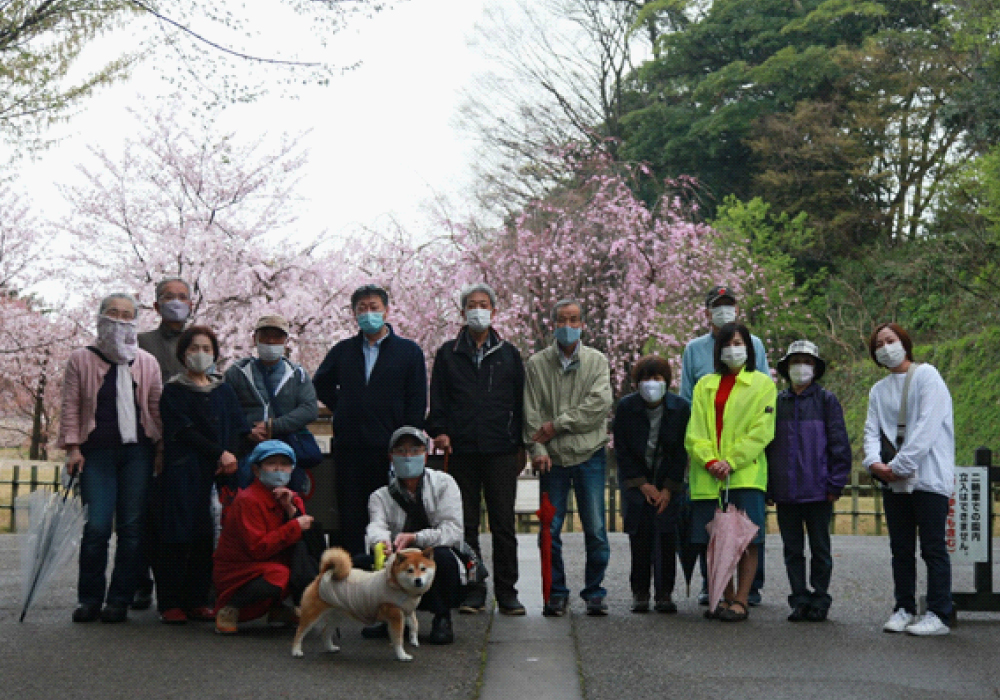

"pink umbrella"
[705,500,759,614]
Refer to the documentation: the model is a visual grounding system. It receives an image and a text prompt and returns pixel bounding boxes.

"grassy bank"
[821,326,1000,468]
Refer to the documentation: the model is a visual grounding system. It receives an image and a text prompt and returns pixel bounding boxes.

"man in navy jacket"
[313,284,427,555]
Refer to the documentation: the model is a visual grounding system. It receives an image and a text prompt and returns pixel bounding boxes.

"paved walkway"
[480,537,581,700]
[4,532,1000,699]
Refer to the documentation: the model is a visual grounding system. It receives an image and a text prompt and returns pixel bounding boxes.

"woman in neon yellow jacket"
[684,323,776,622]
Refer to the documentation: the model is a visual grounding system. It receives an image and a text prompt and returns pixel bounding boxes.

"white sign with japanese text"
[947,467,989,564]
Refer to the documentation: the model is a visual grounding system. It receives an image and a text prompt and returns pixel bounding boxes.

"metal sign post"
[952,447,1000,619]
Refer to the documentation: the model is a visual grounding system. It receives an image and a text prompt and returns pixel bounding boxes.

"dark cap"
[705,285,737,308]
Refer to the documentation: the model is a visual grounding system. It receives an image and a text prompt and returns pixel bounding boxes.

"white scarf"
[116,365,138,444]
[94,316,139,443]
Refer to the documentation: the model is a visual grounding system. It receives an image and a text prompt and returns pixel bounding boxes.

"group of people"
[614,286,954,636]
[58,280,322,628]
[56,277,957,644]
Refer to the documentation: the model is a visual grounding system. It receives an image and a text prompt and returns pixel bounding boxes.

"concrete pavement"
[4,532,1000,699]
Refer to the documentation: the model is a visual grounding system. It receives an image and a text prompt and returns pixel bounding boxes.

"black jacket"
[313,326,426,451]
[427,328,524,455]
[612,391,690,493]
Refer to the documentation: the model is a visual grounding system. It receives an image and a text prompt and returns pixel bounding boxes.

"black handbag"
[281,429,323,470]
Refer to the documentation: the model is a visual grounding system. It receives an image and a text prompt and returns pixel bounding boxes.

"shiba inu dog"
[292,546,436,661]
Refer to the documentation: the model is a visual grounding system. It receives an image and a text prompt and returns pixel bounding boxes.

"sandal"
[719,601,749,622]
[704,599,732,620]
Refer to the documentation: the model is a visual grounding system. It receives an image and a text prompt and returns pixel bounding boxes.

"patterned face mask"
[95,315,138,364]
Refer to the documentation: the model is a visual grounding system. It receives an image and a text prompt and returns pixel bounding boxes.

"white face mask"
[788,363,814,386]
[638,380,667,404]
[711,305,737,327]
[257,343,285,363]
[185,351,215,374]
[720,345,747,369]
[95,315,138,364]
[465,308,492,334]
[875,341,907,369]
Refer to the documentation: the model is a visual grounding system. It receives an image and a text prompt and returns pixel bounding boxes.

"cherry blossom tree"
[60,108,353,371]
[448,145,738,394]
[0,186,76,456]
[345,144,796,395]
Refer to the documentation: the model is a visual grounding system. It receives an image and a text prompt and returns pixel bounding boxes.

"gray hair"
[551,298,584,323]
[459,282,497,309]
[155,277,191,301]
[98,293,138,316]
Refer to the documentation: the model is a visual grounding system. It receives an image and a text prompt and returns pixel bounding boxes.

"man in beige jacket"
[524,299,613,617]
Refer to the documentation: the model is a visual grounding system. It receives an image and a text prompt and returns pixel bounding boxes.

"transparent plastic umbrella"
[19,478,87,622]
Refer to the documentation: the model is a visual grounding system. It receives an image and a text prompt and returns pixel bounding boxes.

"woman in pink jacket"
[58,293,163,624]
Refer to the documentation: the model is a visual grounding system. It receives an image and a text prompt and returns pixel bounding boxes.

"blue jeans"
[882,489,953,619]
[539,449,610,601]
[78,442,154,606]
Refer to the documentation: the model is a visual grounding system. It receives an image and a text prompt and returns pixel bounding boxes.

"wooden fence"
[0,459,64,532]
[2,455,995,537]
[511,459,998,536]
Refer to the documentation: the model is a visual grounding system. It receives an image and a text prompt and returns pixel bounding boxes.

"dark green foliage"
[824,327,1000,467]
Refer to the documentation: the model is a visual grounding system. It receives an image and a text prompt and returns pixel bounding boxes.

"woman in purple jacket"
[766,340,851,622]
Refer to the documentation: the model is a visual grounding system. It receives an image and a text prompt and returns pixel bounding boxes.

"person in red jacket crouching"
[213,440,315,634]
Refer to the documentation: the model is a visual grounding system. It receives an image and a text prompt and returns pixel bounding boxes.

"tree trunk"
[29,360,48,461]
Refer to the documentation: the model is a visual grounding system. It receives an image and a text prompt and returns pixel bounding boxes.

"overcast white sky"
[15,0,489,263]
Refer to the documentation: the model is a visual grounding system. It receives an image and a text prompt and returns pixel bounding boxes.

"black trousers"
[354,546,462,618]
[333,447,391,556]
[228,578,282,609]
[448,452,521,596]
[776,501,834,610]
[626,494,680,600]
[882,489,953,619]
[153,536,214,611]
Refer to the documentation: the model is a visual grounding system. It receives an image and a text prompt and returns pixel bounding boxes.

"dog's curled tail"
[319,547,353,581]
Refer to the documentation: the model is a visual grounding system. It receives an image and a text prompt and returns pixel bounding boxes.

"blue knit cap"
[247,439,296,467]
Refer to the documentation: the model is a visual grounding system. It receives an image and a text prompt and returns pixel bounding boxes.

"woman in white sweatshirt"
[863,322,954,637]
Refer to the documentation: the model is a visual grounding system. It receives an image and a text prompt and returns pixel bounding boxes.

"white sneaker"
[883,609,914,633]
[905,611,950,636]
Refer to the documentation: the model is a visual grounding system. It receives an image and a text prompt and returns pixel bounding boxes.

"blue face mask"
[554,325,581,347]
[392,454,426,479]
[258,469,291,489]
[357,311,385,335]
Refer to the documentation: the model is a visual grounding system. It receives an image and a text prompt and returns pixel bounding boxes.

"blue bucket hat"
[247,440,296,467]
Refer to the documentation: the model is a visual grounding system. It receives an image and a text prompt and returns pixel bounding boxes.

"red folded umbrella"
[536,491,556,604]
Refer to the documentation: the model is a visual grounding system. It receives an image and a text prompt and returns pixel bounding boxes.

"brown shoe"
[215,606,239,635]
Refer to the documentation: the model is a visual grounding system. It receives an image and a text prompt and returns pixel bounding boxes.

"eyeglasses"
[159,293,190,302]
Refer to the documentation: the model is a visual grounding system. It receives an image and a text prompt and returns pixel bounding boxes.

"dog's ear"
[421,547,434,561]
